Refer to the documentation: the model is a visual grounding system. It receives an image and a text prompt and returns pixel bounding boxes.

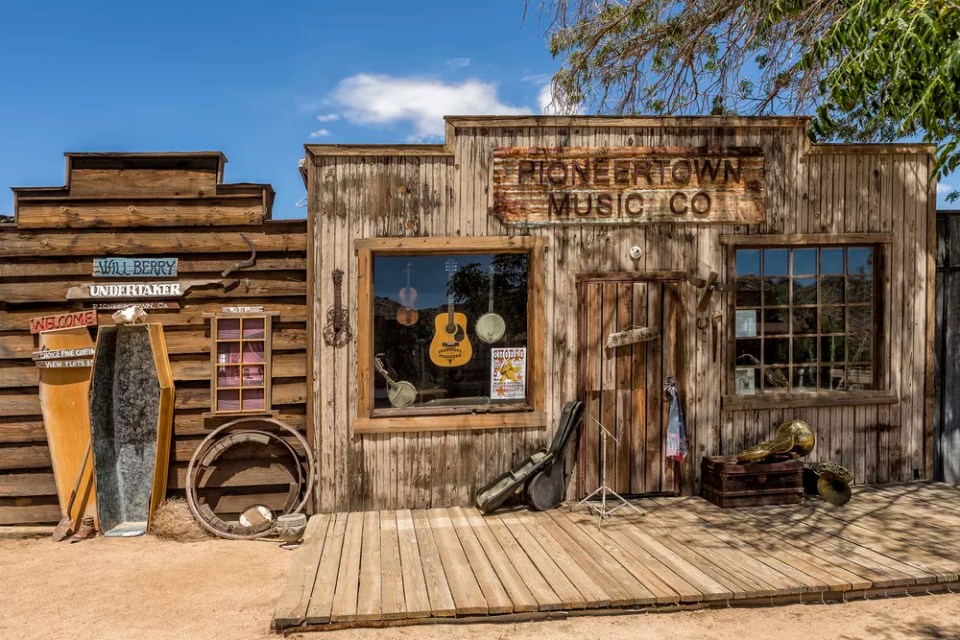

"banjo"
[374,355,417,408]
[476,265,505,344]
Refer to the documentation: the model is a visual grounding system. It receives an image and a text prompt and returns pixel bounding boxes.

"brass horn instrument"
[803,462,853,506]
[737,419,816,463]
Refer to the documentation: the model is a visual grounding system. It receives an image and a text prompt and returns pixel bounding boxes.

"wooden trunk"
[700,455,803,508]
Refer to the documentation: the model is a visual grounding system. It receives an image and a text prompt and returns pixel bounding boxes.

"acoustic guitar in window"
[429,259,473,367]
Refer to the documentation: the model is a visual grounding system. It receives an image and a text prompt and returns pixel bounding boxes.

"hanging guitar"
[428,259,473,367]
[374,355,417,408]
[475,264,506,344]
[396,263,419,326]
[322,269,352,348]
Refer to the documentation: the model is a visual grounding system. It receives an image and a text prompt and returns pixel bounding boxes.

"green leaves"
[537,0,958,191]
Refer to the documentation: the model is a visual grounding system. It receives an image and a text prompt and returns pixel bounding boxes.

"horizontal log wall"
[308,122,935,512]
[0,220,309,525]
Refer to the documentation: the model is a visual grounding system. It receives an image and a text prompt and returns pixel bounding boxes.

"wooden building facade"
[305,116,938,513]
[0,153,309,526]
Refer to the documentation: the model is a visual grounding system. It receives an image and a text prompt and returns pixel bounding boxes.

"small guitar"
[322,269,352,348]
[475,264,506,344]
[428,259,473,368]
[396,263,419,326]
[374,355,417,408]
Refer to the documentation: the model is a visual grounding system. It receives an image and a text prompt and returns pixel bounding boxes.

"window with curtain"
[212,315,271,413]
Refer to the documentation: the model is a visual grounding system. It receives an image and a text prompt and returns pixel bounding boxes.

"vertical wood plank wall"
[935,211,960,483]
[0,165,310,526]
[309,120,935,512]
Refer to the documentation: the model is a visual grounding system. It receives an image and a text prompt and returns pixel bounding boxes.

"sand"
[3,536,959,640]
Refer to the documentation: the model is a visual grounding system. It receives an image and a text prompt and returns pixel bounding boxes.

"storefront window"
[733,246,876,394]
[371,253,529,410]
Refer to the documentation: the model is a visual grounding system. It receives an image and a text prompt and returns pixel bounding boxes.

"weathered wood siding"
[308,118,936,512]
[935,210,960,483]
[0,155,308,526]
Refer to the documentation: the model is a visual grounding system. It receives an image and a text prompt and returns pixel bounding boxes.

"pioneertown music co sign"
[491,147,765,226]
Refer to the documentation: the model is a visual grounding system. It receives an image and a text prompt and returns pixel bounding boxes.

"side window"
[733,246,876,395]
[211,314,272,413]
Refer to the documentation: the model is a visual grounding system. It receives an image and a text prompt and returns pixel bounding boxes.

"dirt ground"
[3,536,960,640]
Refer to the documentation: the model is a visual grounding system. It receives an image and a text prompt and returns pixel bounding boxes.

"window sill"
[354,410,547,434]
[721,390,898,411]
[201,410,279,420]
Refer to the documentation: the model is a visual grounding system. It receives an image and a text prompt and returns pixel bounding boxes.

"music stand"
[574,417,645,527]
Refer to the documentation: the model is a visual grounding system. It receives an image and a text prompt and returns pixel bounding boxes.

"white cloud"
[937,183,955,195]
[316,113,339,122]
[539,83,558,115]
[538,81,582,115]
[309,129,331,138]
[447,57,471,69]
[331,73,531,139]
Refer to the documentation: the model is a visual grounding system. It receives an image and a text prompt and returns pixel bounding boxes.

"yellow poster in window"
[491,347,526,399]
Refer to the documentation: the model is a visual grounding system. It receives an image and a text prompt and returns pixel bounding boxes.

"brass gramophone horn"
[803,462,853,506]
[737,419,816,463]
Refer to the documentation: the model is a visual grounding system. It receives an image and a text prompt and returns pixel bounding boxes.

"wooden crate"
[700,455,803,508]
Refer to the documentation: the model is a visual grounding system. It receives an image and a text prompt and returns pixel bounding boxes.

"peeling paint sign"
[29,309,98,334]
[93,257,178,278]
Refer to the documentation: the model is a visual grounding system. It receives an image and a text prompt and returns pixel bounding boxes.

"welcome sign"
[491,147,765,226]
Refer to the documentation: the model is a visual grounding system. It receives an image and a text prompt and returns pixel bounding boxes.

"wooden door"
[578,277,681,497]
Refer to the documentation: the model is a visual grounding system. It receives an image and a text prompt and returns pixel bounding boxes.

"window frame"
[720,233,898,410]
[354,236,547,434]
[204,312,277,417]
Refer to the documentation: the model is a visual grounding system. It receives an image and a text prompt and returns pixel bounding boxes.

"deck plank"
[496,512,587,609]
[378,511,406,621]
[304,512,349,624]
[330,511,364,623]
[523,511,615,607]
[544,509,657,606]
[409,509,457,617]
[273,514,329,629]
[557,509,682,604]
[448,507,514,614]
[356,511,383,621]
[427,508,488,615]
[395,509,432,619]
[484,510,563,611]
[458,507,539,612]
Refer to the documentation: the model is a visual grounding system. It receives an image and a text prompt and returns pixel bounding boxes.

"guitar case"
[475,400,584,514]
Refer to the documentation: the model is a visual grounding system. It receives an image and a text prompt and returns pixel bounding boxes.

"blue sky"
[0,1,555,217]
[0,1,953,216]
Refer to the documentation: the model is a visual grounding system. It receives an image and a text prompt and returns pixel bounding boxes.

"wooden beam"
[353,411,547,434]
[0,229,306,257]
[719,233,893,246]
[721,390,899,411]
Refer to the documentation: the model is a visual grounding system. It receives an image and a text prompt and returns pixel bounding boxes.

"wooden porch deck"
[273,483,960,632]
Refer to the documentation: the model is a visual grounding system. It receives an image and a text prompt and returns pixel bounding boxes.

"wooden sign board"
[91,301,181,310]
[33,347,95,361]
[606,326,661,350]
[29,310,98,334]
[93,257,178,278]
[36,359,94,369]
[491,147,765,226]
[221,306,264,313]
[66,279,218,301]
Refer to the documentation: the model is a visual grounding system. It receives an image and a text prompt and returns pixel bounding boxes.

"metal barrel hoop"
[185,416,316,540]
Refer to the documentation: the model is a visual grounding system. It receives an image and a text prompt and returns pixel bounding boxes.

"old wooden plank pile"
[273,483,960,632]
